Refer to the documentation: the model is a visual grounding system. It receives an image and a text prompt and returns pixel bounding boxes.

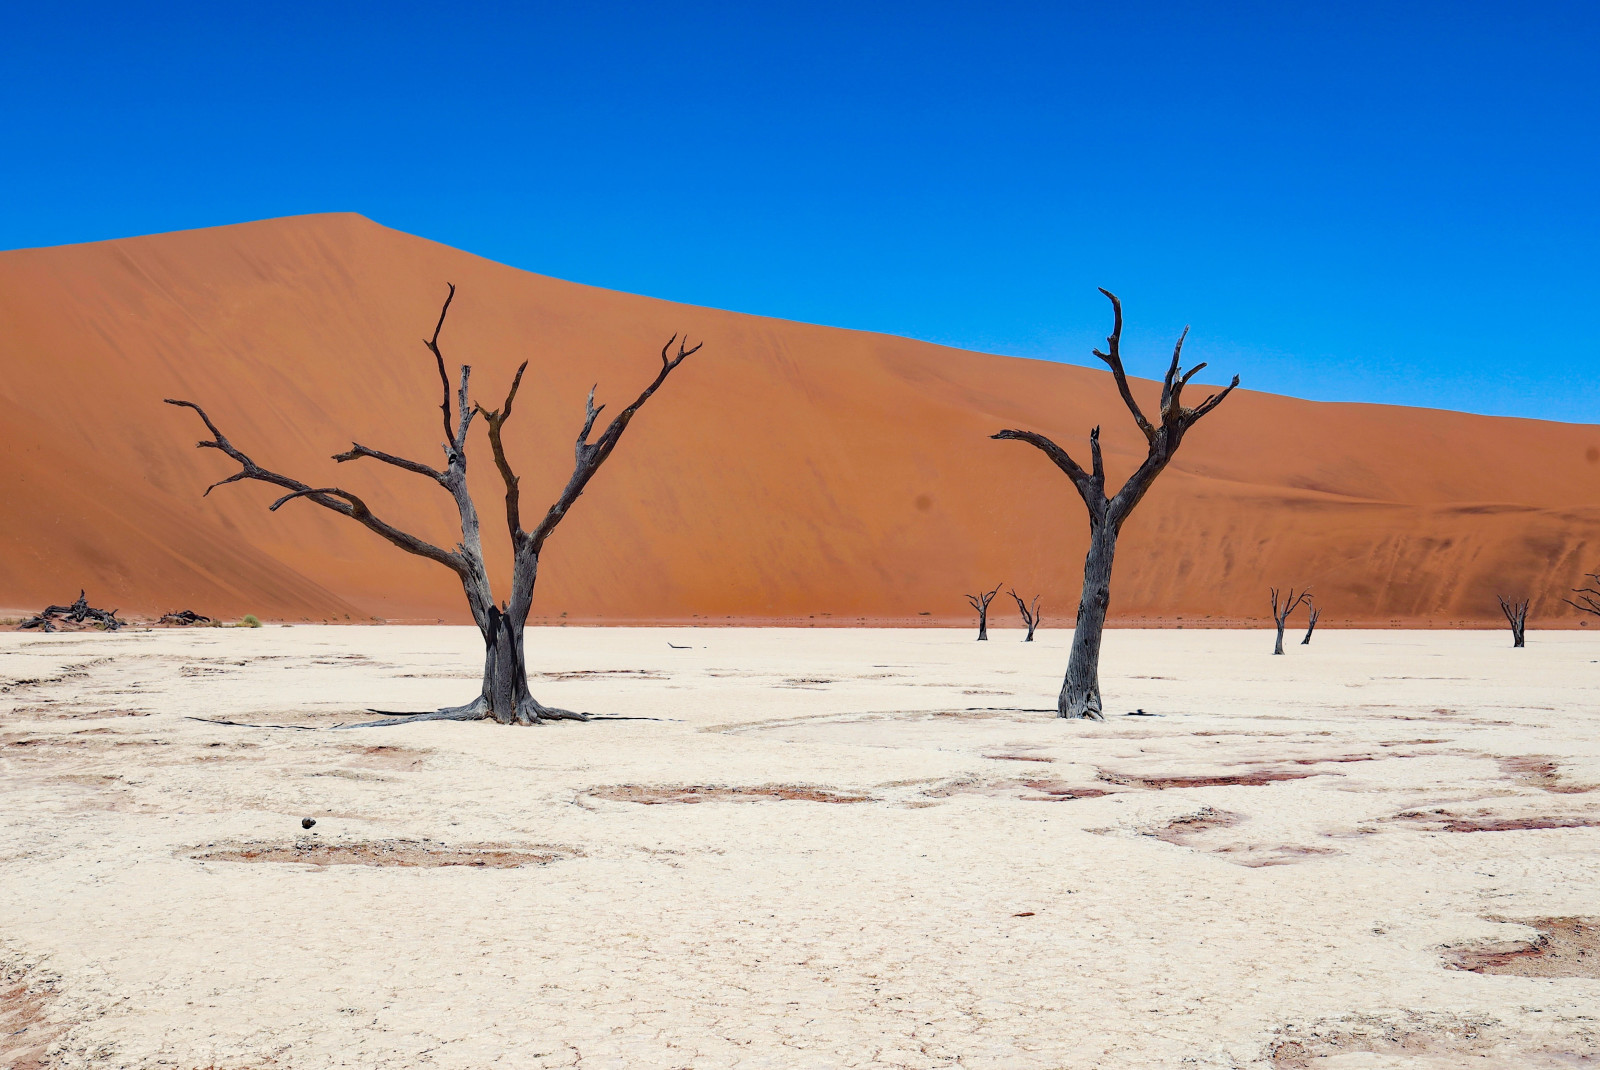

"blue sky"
[4,2,1596,421]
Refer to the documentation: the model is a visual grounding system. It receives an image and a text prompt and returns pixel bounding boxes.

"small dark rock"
[301,817,316,829]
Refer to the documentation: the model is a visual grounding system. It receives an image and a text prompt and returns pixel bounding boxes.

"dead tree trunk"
[168,284,698,725]
[1009,589,1041,641]
[992,290,1238,719]
[967,583,1002,640]
[1270,587,1312,655]
[1499,596,1529,648]
[1301,605,1320,645]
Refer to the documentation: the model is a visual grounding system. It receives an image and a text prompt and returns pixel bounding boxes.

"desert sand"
[1,624,1597,1068]
[3,213,1600,626]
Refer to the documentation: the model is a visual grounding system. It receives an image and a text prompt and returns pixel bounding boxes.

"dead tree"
[168,284,698,725]
[967,582,1003,640]
[1301,604,1320,645]
[1563,571,1600,618]
[1498,596,1529,648]
[1270,587,1312,655]
[991,290,1237,718]
[1009,589,1041,641]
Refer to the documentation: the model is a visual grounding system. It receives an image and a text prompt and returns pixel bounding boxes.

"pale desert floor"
[2,626,1598,1069]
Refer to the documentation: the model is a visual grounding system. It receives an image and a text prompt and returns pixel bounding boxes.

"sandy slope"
[3,214,1600,625]
[1,625,1597,1068]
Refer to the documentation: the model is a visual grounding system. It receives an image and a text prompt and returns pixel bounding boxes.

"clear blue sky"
[5,2,1596,421]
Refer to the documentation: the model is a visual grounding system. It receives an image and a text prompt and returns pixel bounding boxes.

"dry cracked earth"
[1,625,1598,1068]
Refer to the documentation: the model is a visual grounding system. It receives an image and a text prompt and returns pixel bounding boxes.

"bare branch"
[422,283,458,449]
[1158,326,1190,419]
[1185,376,1241,426]
[474,360,529,539]
[165,398,466,574]
[990,429,1095,495]
[333,443,446,484]
[1090,288,1155,443]
[1089,425,1104,484]
[526,335,701,555]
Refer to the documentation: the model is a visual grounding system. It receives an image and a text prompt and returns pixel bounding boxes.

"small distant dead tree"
[1563,571,1600,619]
[1301,605,1320,645]
[168,284,697,725]
[1498,596,1529,648]
[992,289,1237,718]
[967,582,1003,641]
[1009,589,1041,641]
[1270,587,1312,655]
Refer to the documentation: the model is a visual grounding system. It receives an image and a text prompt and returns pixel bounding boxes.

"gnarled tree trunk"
[992,289,1238,721]
[1061,520,1116,717]
[1499,596,1529,649]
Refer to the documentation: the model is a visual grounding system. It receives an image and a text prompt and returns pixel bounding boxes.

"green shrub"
[240,614,262,628]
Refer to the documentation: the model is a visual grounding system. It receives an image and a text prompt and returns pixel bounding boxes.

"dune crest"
[2,213,1597,624]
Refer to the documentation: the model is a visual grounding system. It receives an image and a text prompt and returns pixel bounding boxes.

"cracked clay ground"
[2,626,1599,1068]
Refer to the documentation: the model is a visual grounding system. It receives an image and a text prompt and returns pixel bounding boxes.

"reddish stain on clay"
[1448,917,1600,978]
[1100,769,1319,789]
[591,784,875,805]
[1019,781,1112,801]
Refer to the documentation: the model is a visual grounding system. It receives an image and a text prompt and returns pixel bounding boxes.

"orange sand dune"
[2,213,1597,626]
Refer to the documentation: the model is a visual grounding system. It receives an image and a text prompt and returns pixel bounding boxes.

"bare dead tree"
[1301,604,1320,645]
[967,582,1003,641]
[991,290,1238,719]
[1270,587,1312,655]
[1008,589,1041,641]
[167,284,698,726]
[1563,571,1600,618]
[1498,595,1529,648]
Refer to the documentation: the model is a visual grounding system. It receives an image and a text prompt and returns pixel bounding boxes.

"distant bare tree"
[168,284,698,725]
[1301,604,1321,645]
[967,582,1003,641]
[1563,571,1600,619]
[992,290,1237,719]
[1009,589,1041,641]
[1270,587,1312,655]
[1498,596,1529,648]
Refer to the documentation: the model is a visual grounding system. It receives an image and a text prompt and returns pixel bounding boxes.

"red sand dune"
[2,213,1598,626]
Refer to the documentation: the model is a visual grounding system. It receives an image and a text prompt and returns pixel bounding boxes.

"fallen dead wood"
[158,609,212,626]
[18,591,124,632]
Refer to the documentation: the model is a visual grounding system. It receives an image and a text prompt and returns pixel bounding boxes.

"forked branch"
[475,360,529,539]
[526,335,701,554]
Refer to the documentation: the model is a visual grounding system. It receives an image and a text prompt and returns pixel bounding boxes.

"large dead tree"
[1498,595,1529,648]
[168,285,697,725]
[967,582,1003,641]
[1009,589,1041,641]
[1270,587,1312,655]
[992,290,1237,719]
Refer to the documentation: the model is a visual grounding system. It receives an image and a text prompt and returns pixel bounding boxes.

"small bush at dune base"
[240,614,262,628]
